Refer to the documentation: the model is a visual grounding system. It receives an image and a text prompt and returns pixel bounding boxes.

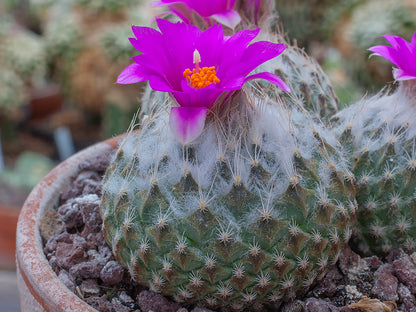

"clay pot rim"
[16,136,120,312]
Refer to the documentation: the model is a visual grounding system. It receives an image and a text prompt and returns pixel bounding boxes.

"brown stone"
[364,256,382,270]
[100,260,124,285]
[304,298,337,312]
[55,242,86,270]
[393,255,416,294]
[137,290,181,312]
[371,264,398,301]
[338,247,368,277]
[398,283,416,311]
[69,259,103,279]
[39,209,65,242]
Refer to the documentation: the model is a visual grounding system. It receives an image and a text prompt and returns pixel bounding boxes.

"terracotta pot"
[0,204,19,269]
[16,136,119,312]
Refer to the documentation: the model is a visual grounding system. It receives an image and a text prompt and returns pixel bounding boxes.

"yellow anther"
[183,49,220,89]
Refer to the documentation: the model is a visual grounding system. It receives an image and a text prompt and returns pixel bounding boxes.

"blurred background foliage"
[0,0,415,206]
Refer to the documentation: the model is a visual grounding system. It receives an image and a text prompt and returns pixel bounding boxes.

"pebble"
[58,202,83,229]
[364,256,382,270]
[137,291,181,312]
[55,242,86,270]
[338,248,369,278]
[58,270,75,293]
[304,298,337,312]
[393,255,416,294]
[398,283,416,311]
[191,308,215,312]
[69,259,103,279]
[85,295,113,312]
[371,264,398,301]
[100,260,124,285]
[111,298,130,312]
[80,279,100,295]
[39,209,65,241]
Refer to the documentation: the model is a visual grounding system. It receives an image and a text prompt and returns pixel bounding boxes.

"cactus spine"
[101,86,356,309]
[335,82,416,256]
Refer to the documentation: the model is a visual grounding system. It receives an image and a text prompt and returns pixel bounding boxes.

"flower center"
[183,49,220,89]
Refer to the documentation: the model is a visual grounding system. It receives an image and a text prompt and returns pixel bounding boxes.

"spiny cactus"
[102,87,356,309]
[0,68,27,112]
[346,0,415,51]
[264,37,339,119]
[43,11,82,67]
[0,29,47,87]
[74,0,136,13]
[100,24,136,62]
[334,82,416,256]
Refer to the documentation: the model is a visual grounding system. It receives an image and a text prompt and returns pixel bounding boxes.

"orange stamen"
[183,49,220,89]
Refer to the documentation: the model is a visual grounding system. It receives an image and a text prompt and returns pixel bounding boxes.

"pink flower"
[369,32,416,81]
[152,0,241,29]
[117,19,290,144]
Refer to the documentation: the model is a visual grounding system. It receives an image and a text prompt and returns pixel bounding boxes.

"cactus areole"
[102,19,355,310]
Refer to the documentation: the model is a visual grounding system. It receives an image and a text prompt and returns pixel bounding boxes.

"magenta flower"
[152,0,241,29]
[117,19,290,144]
[369,32,416,81]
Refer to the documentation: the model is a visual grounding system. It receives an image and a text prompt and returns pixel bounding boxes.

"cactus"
[264,38,339,119]
[101,84,356,309]
[0,68,27,112]
[100,24,136,62]
[74,0,136,13]
[44,11,82,69]
[334,82,416,256]
[0,29,47,88]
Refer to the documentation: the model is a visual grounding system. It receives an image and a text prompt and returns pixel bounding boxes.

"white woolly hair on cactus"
[101,82,355,308]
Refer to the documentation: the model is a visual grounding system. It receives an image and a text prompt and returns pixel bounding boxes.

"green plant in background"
[75,0,136,13]
[43,10,83,79]
[0,29,47,88]
[101,24,136,63]
[0,151,54,190]
[274,0,416,107]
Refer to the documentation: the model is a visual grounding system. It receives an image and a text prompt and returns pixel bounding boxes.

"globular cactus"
[100,24,136,62]
[346,0,415,51]
[101,88,356,309]
[0,29,47,88]
[334,82,416,256]
[43,11,82,70]
[0,68,27,112]
[74,0,136,13]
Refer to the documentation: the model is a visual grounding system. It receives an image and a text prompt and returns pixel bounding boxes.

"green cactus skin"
[101,88,356,310]
[268,40,339,120]
[334,82,416,256]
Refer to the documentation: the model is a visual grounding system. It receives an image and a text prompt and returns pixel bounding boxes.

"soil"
[41,152,416,312]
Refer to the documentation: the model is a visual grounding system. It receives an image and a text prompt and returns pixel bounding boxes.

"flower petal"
[211,9,241,29]
[393,67,416,81]
[245,72,291,93]
[173,81,224,107]
[223,42,286,82]
[117,63,152,84]
[368,45,399,66]
[169,106,207,144]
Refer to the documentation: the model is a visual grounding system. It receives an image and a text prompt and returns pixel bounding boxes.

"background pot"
[16,136,119,312]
